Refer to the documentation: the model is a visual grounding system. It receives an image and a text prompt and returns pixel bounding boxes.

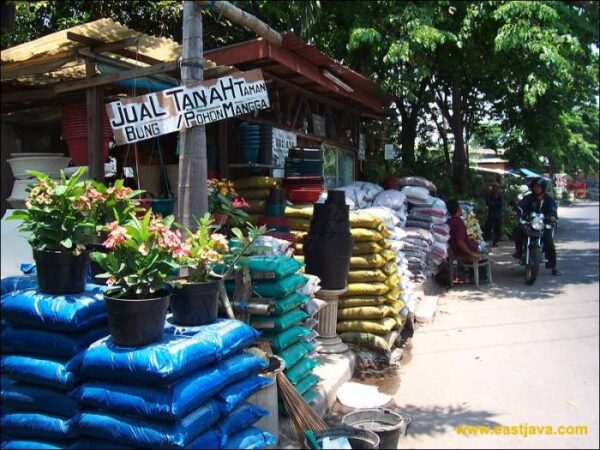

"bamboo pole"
[198,1,283,46]
[178,1,208,228]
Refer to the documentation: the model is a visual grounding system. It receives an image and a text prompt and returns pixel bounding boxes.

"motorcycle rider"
[513,177,561,276]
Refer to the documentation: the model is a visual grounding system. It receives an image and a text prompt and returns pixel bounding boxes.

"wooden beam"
[92,37,139,54]
[198,1,282,46]
[85,59,104,181]
[55,60,179,93]
[67,32,161,66]
[1,50,78,80]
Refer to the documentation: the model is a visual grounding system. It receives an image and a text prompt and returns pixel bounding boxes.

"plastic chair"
[449,248,492,288]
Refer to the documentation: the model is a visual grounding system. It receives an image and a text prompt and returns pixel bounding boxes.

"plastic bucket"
[170,280,220,326]
[342,408,411,449]
[33,249,90,295]
[304,427,380,449]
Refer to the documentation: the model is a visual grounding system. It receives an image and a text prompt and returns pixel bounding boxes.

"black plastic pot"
[170,280,221,326]
[326,189,346,206]
[104,290,169,347]
[88,243,108,285]
[33,248,90,295]
[304,234,353,289]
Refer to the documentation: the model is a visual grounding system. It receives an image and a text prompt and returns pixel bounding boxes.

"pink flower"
[108,186,133,200]
[232,198,250,209]
[103,224,128,248]
[172,242,191,258]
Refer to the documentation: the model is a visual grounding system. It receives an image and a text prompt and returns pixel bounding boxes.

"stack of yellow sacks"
[233,176,281,224]
[336,211,406,354]
[284,204,314,262]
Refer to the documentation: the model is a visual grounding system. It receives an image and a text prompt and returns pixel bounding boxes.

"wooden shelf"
[228,163,281,169]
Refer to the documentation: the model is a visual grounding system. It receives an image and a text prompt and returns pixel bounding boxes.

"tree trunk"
[439,121,451,170]
[451,82,467,196]
[178,1,207,229]
[400,112,417,170]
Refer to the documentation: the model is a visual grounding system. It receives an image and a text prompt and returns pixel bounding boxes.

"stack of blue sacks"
[73,318,276,449]
[1,284,109,449]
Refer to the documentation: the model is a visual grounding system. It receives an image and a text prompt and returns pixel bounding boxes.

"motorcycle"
[517,208,556,285]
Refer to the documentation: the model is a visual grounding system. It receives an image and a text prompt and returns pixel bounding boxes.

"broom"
[277,369,328,442]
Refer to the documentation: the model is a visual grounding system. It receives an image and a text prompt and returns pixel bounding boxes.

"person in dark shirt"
[513,177,561,275]
[447,199,480,261]
[484,183,503,247]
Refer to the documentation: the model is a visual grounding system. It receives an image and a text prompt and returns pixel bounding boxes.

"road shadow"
[397,403,501,437]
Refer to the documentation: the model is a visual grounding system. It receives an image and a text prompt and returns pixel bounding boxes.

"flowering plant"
[176,214,230,283]
[90,210,186,298]
[208,178,249,225]
[8,168,101,253]
[91,179,143,236]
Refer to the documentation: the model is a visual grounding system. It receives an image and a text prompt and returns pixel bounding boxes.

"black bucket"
[33,248,90,295]
[325,189,346,206]
[304,427,379,449]
[304,234,353,289]
[342,408,412,449]
[170,280,220,326]
[104,290,169,347]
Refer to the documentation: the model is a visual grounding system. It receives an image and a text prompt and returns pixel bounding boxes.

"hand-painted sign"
[106,69,270,145]
[271,127,297,167]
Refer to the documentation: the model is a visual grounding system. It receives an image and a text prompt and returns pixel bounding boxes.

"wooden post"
[178,1,207,228]
[85,58,104,181]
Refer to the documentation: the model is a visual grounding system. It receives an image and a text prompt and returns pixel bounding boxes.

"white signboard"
[384,143,396,160]
[106,69,270,145]
[358,133,366,161]
[271,127,296,168]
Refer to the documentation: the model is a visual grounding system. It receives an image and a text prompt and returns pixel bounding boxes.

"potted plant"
[8,168,101,294]
[171,217,268,326]
[208,178,250,227]
[87,180,143,284]
[90,211,185,347]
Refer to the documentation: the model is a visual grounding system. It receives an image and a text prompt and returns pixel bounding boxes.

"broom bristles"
[277,371,327,442]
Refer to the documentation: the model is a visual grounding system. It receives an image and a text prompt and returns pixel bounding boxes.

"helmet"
[529,177,547,193]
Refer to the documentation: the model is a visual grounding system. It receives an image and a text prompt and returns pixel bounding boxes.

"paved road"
[396,202,599,449]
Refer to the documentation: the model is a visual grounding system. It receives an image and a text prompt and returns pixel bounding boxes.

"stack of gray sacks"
[1,284,109,449]
[232,256,321,405]
[74,318,275,449]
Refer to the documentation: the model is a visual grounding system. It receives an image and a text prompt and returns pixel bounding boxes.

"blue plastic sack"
[1,354,80,390]
[187,428,222,450]
[1,383,78,417]
[0,440,69,449]
[164,319,260,361]
[81,319,258,385]
[78,399,221,449]
[0,276,38,295]
[224,427,277,450]
[217,403,268,437]
[74,364,225,420]
[69,439,134,449]
[1,286,108,332]
[2,325,108,359]
[1,410,78,440]
[216,376,273,413]
[217,352,268,386]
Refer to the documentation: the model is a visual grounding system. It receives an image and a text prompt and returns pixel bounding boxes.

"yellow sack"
[247,200,266,214]
[287,218,311,231]
[380,227,392,238]
[350,254,387,269]
[385,273,401,288]
[234,176,279,190]
[379,239,391,249]
[285,205,314,219]
[294,255,304,263]
[338,296,389,309]
[237,189,270,200]
[382,249,396,262]
[339,331,399,353]
[290,230,307,241]
[347,269,387,283]
[351,228,383,242]
[342,283,390,297]
[349,211,382,229]
[337,318,397,335]
[393,315,406,330]
[352,241,384,255]
[388,299,405,315]
[382,262,398,276]
[337,305,394,320]
[385,287,402,302]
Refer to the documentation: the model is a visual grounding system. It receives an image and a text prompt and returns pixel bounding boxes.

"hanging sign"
[384,143,396,160]
[358,133,366,160]
[271,127,297,167]
[106,69,270,145]
[312,114,326,137]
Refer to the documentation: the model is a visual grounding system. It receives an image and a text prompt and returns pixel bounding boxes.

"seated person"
[446,199,481,261]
